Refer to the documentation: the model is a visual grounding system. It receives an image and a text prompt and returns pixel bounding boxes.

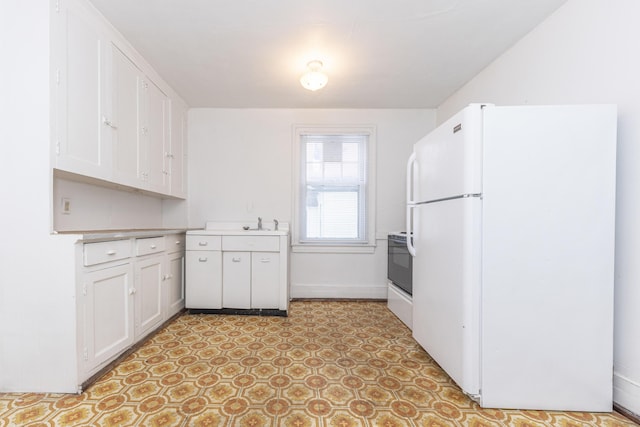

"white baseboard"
[614,371,640,417]
[290,283,387,299]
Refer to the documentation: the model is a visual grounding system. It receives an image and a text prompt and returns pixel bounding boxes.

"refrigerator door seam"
[414,194,481,205]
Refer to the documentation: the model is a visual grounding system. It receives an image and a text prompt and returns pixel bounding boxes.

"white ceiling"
[88,0,567,108]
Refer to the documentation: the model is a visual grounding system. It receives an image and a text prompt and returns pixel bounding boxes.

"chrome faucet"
[257,217,262,230]
[274,219,279,231]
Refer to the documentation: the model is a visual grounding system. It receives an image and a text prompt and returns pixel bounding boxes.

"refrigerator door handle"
[407,152,417,256]
[407,204,416,256]
[407,152,417,205]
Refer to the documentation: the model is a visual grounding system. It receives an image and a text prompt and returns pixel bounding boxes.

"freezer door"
[413,105,483,203]
[412,196,481,397]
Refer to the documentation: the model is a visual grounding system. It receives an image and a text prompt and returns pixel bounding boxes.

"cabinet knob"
[102,116,118,129]
[150,244,157,249]
[106,250,117,256]
[198,257,208,262]
[175,241,182,245]
[198,242,208,246]
[129,288,136,295]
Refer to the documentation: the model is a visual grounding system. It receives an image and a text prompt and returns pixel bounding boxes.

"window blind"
[299,134,368,243]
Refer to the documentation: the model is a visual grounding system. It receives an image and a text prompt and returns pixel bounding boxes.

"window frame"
[291,125,377,254]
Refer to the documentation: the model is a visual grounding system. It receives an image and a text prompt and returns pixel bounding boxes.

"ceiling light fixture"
[300,60,328,91]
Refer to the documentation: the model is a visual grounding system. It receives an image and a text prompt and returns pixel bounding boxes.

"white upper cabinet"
[52,0,186,199]
[169,100,188,199]
[54,0,111,180]
[139,78,169,194]
[111,46,141,187]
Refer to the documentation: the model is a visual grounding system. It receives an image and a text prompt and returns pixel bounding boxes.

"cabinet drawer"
[166,234,186,253]
[222,236,280,252]
[186,235,222,251]
[136,236,165,256]
[84,240,132,266]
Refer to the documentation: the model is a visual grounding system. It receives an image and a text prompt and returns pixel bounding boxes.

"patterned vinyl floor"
[0,300,637,426]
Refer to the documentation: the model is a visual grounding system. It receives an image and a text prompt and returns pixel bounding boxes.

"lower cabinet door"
[82,263,134,373]
[134,257,164,339]
[223,252,251,309]
[166,252,185,318]
[251,252,280,309]
[185,250,222,309]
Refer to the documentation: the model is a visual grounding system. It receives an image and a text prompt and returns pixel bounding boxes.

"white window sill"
[291,243,376,254]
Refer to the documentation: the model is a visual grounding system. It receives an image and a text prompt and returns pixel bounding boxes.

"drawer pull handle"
[106,250,117,256]
[199,257,208,262]
[199,242,208,246]
[232,257,242,262]
[260,258,270,263]
[175,241,182,245]
[150,244,157,249]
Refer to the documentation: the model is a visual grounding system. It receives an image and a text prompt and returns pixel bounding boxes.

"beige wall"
[1,0,79,392]
[187,108,435,298]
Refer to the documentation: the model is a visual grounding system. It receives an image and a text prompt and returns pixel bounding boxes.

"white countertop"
[59,229,188,243]
[187,221,290,236]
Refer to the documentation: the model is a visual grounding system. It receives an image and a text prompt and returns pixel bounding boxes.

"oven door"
[388,235,412,295]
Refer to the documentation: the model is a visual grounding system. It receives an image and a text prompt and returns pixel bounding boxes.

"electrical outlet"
[61,197,71,215]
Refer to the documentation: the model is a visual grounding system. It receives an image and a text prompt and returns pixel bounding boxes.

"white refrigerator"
[406,104,617,411]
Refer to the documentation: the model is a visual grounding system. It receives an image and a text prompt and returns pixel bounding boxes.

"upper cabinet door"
[169,100,188,199]
[54,0,112,180]
[139,78,169,194]
[111,46,142,188]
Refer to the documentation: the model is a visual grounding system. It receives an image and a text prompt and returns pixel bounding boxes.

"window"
[292,126,376,253]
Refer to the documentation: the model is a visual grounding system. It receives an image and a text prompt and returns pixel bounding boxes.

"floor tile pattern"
[0,301,637,426]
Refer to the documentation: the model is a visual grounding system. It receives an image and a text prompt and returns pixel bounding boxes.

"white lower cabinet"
[81,263,134,372]
[223,252,251,309]
[186,231,289,312]
[165,234,186,317]
[251,252,280,309]
[78,232,185,382]
[185,250,222,309]
[134,257,163,339]
[166,254,185,318]
[221,251,280,309]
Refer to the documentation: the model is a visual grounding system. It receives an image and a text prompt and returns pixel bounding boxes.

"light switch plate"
[61,197,71,215]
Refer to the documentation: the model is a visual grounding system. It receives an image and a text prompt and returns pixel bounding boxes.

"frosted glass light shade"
[300,60,328,91]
